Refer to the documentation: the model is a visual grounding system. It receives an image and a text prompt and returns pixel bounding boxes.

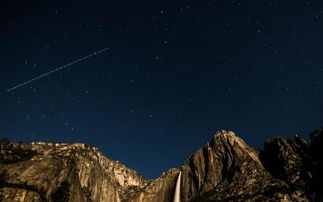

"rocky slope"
[0,128,322,201]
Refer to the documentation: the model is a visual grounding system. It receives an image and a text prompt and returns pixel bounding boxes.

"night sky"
[1,0,322,179]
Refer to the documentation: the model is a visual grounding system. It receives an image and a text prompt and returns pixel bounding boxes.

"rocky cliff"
[0,128,322,202]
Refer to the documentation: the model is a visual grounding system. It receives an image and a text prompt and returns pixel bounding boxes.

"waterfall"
[173,171,182,202]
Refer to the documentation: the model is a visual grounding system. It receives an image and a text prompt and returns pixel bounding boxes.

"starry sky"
[0,0,322,179]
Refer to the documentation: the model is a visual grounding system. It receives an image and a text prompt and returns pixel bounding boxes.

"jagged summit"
[1,129,322,201]
[213,129,236,137]
[212,130,248,146]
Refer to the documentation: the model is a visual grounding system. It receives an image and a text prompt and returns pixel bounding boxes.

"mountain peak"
[212,130,244,144]
[1,129,322,201]
[211,130,252,153]
[213,130,236,137]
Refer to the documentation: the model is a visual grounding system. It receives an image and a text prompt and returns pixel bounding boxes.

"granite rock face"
[0,140,147,202]
[183,131,309,202]
[1,129,322,201]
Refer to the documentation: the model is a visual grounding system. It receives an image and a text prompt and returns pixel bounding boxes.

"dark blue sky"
[0,0,322,179]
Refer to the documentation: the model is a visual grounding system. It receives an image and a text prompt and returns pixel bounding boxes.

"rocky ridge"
[0,128,322,201]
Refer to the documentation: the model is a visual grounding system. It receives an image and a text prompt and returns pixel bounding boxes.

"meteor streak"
[6,47,110,92]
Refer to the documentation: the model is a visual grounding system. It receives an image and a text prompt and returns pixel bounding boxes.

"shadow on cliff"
[259,127,323,202]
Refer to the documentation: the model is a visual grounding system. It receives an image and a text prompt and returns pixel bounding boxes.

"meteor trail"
[6,47,110,92]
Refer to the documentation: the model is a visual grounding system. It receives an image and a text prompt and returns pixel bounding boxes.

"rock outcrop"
[183,131,309,202]
[0,140,147,202]
[1,128,322,201]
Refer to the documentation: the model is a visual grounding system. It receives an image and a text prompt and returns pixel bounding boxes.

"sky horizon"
[1,0,322,179]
